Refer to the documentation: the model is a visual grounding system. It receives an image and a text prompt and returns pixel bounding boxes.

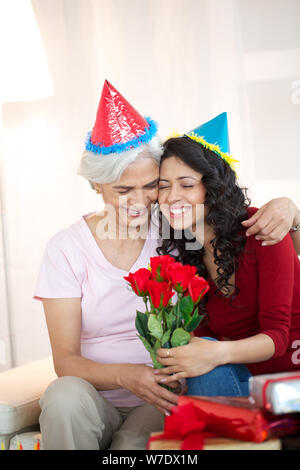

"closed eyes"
[118,183,158,194]
[159,185,194,190]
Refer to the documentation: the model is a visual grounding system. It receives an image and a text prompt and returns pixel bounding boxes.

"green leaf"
[161,329,171,347]
[148,314,163,340]
[166,310,176,329]
[138,335,153,353]
[170,318,178,333]
[157,311,163,324]
[151,353,163,369]
[138,335,162,369]
[170,328,191,347]
[185,314,202,333]
[135,311,149,339]
[175,302,183,324]
[151,341,163,368]
[181,309,191,326]
[179,296,194,315]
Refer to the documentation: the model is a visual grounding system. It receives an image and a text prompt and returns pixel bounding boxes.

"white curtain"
[1,0,299,370]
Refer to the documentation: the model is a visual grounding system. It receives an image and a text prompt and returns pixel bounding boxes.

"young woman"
[155,135,300,397]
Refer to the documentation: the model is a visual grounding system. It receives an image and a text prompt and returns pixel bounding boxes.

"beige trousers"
[39,376,163,450]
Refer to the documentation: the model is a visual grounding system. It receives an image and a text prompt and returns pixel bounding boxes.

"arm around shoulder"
[290,207,300,256]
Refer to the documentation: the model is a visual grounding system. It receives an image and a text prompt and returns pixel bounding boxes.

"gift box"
[148,433,281,450]
[249,371,300,415]
[147,395,300,450]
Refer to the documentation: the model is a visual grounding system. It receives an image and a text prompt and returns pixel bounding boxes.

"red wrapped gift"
[147,396,300,450]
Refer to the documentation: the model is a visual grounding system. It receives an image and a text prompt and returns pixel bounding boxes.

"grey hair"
[77,136,163,189]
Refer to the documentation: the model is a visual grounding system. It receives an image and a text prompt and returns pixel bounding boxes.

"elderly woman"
[34,82,299,450]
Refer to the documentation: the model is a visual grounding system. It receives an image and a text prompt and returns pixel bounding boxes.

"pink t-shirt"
[33,212,162,407]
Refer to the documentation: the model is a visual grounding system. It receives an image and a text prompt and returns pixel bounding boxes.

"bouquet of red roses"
[124,255,209,369]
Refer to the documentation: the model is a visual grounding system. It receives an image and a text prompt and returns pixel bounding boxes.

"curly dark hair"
[156,136,251,311]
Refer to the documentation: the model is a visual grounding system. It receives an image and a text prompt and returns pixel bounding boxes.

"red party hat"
[91,80,149,147]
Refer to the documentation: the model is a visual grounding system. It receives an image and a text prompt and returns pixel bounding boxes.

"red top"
[195,207,300,375]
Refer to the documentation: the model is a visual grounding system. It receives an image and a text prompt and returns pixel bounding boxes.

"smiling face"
[94,156,159,233]
[158,155,207,232]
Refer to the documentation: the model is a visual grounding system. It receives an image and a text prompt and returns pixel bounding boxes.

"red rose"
[150,255,175,281]
[124,268,151,296]
[147,280,174,308]
[188,276,209,303]
[166,263,197,293]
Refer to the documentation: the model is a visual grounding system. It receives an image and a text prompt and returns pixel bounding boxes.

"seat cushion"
[0,357,56,434]
[9,431,43,450]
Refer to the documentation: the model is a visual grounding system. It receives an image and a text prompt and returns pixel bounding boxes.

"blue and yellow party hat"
[169,112,238,171]
[185,112,238,170]
[189,112,230,152]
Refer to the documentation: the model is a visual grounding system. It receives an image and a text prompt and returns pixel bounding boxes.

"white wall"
[1,0,299,370]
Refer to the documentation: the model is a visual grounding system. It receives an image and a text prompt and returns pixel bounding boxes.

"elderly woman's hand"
[241,197,298,246]
[119,363,179,416]
[154,337,225,384]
